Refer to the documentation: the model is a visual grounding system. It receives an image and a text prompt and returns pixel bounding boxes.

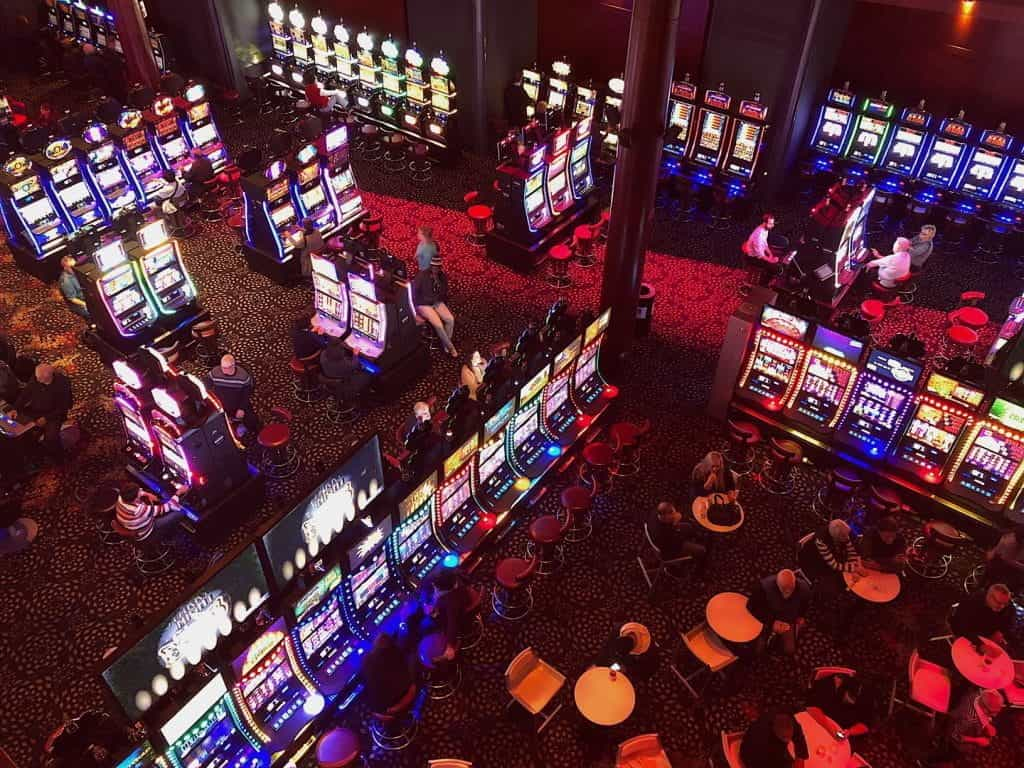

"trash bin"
[636,283,655,337]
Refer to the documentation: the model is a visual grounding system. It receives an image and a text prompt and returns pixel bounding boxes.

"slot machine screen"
[743,334,800,401]
[444,433,479,477]
[12,175,42,199]
[841,350,922,451]
[761,306,809,340]
[478,436,506,484]
[485,398,515,441]
[191,123,218,148]
[847,116,888,163]
[790,352,854,425]
[432,93,451,113]
[129,152,156,175]
[302,186,326,211]
[575,346,598,389]
[812,326,863,362]
[96,240,128,271]
[959,149,1005,198]
[584,307,612,345]
[921,139,963,186]
[89,143,116,164]
[97,167,125,189]
[188,103,210,123]
[295,565,343,621]
[352,556,389,610]
[813,106,851,154]
[21,198,55,224]
[102,267,134,295]
[513,403,540,448]
[997,159,1024,209]
[553,336,583,376]
[142,245,175,274]
[399,472,436,524]
[153,269,182,292]
[271,204,296,228]
[440,470,472,524]
[698,111,725,153]
[881,127,925,176]
[62,182,93,209]
[669,101,693,133]
[398,514,433,561]
[112,289,144,316]
[163,138,187,161]
[325,126,348,153]
[520,367,550,405]
[51,160,78,184]
[727,122,760,168]
[899,403,968,472]
[547,376,569,413]
[124,130,148,151]
[407,82,425,102]
[159,673,228,747]
[864,349,922,386]
[113,740,162,768]
[955,425,1024,500]
[298,164,319,185]
[155,118,179,137]
[430,75,450,95]
[267,178,290,202]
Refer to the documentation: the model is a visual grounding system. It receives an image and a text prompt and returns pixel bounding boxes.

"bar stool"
[361,124,383,161]
[525,510,572,575]
[894,272,917,305]
[290,352,324,402]
[321,375,360,426]
[907,519,963,580]
[813,466,862,522]
[759,437,802,494]
[316,727,366,767]
[467,203,493,247]
[409,142,432,183]
[950,305,989,332]
[573,225,597,268]
[725,418,762,475]
[559,485,593,543]
[547,243,573,288]
[190,319,221,366]
[493,555,540,620]
[414,311,441,352]
[458,586,485,650]
[859,299,886,345]
[87,485,121,545]
[368,684,418,751]
[975,219,1009,264]
[709,186,734,231]
[419,632,462,700]
[580,442,614,496]
[383,133,407,173]
[112,520,174,576]
[857,483,903,529]
[943,209,969,251]
[258,407,300,479]
[609,420,646,476]
[870,280,900,307]
[938,324,980,367]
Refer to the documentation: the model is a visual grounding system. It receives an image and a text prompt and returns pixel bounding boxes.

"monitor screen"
[351,551,389,609]
[760,306,809,340]
[294,564,343,621]
[520,367,549,405]
[443,433,479,477]
[864,349,922,387]
[812,325,863,362]
[325,125,348,153]
[959,148,1005,198]
[485,397,515,440]
[996,159,1024,210]
[881,126,925,175]
[191,123,218,148]
[553,335,583,376]
[52,159,79,184]
[989,397,1024,432]
[922,138,963,185]
[584,307,611,345]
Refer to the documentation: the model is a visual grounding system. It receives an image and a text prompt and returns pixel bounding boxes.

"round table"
[793,711,851,768]
[844,568,901,603]
[951,637,1014,689]
[705,592,763,644]
[692,496,744,533]
[573,666,636,726]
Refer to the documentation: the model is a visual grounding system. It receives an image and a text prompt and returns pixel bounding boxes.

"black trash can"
[636,283,656,337]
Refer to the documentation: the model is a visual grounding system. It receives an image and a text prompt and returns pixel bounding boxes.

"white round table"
[951,637,1014,689]
[844,568,901,603]
[793,711,852,768]
[574,666,636,726]
[705,592,763,644]
[692,496,744,533]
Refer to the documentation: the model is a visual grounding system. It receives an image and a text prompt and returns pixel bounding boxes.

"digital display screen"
[959,148,1005,199]
[485,398,515,440]
[12,175,41,198]
[397,513,433,562]
[791,352,853,425]
[812,326,863,362]
[398,471,436,523]
[478,436,506,484]
[298,164,319,186]
[95,240,128,271]
[585,307,611,345]
[325,125,347,153]
[760,306,809,340]
[112,288,145,316]
[575,345,598,389]
[440,470,472,523]
[520,366,550,405]
[898,402,969,473]
[553,336,583,376]
[955,427,1024,499]
[295,565,343,621]
[191,123,218,148]
[990,398,1024,431]
[996,159,1024,210]
[124,130,148,151]
[267,178,290,202]
[162,137,187,161]
[546,376,569,414]
[725,122,760,175]
[513,403,540,448]
[302,186,326,211]
[812,106,851,154]
[188,102,210,123]
[444,433,479,477]
[352,552,389,610]
[742,333,800,402]
[864,350,922,387]
[271,203,295,227]
[155,118,179,137]
[846,116,889,164]
[921,138,964,186]
[52,160,79,184]
[159,672,228,746]
[113,741,162,768]
[694,109,726,165]
[89,143,116,165]
[925,373,984,408]
[880,127,925,176]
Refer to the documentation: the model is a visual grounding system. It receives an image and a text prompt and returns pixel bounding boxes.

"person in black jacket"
[739,710,808,768]
[412,255,457,357]
[361,633,415,713]
[290,314,326,360]
[11,363,72,454]
[646,501,708,577]
[0,361,21,404]
[205,354,261,435]
[319,337,371,404]
[950,584,1013,646]
[748,569,811,655]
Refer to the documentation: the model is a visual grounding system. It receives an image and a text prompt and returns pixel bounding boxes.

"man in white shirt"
[742,213,786,263]
[866,237,912,288]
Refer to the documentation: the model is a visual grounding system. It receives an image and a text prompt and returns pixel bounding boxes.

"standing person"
[690,451,738,501]
[747,569,811,655]
[415,225,439,272]
[646,501,708,578]
[503,74,530,126]
[866,237,912,288]
[205,354,260,436]
[985,524,1024,590]
[739,710,808,768]
[413,254,457,357]
[57,255,89,318]
[115,482,184,542]
[297,219,324,278]
[909,224,936,270]
[11,363,72,455]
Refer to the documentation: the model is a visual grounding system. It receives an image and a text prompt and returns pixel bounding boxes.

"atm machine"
[0,154,72,278]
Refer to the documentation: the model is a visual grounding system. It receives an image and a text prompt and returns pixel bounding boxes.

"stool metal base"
[292,379,324,403]
[459,613,484,650]
[425,661,462,700]
[547,272,571,289]
[611,458,639,477]
[560,509,593,543]
[264,445,301,480]
[812,488,850,522]
[96,518,121,546]
[758,467,794,495]
[194,344,221,368]
[906,537,952,580]
[133,540,174,576]
[369,717,417,752]
[576,254,596,268]
[409,161,432,183]
[327,399,359,426]
[525,540,564,576]
[492,585,533,621]
[964,564,985,594]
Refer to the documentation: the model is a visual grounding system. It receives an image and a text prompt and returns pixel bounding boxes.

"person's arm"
[816,537,855,572]
[791,722,809,760]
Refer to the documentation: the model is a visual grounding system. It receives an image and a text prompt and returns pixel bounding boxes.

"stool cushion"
[463,191,479,205]
[610,421,641,447]
[952,306,989,330]
[833,466,862,486]
[290,357,314,374]
[925,520,961,547]
[871,485,901,508]
[560,485,592,512]
[418,632,449,668]
[860,300,886,322]
[583,442,614,467]
[550,244,572,261]
[959,291,985,304]
[258,423,291,448]
[529,515,563,544]
[496,557,532,589]
[574,225,595,242]
[316,727,361,768]
[413,143,430,156]
[727,419,761,444]
[468,204,493,221]
[770,437,802,462]
[946,325,979,345]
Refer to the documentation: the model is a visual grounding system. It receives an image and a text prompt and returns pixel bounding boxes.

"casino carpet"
[0,84,1022,767]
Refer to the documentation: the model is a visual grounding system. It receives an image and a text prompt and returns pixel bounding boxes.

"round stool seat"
[468,204,492,222]
[258,423,291,449]
[327,236,346,252]
[946,325,979,345]
[728,419,761,444]
[610,421,641,447]
[583,442,614,467]
[388,133,405,145]
[290,357,313,373]
[871,484,901,509]
[574,225,596,243]
[191,319,217,338]
[361,124,378,136]
[222,166,242,182]
[550,243,572,261]
[925,520,961,548]
[953,306,989,330]
[412,143,429,157]
[561,485,592,512]
[463,191,480,206]
[860,300,886,322]
[960,291,985,305]
[770,437,802,463]
[834,466,862,487]
[418,632,449,668]
[316,727,361,768]
[529,515,563,544]
[496,557,532,589]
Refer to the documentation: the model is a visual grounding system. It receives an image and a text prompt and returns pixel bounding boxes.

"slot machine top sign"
[184,82,206,104]
[3,156,31,177]
[83,122,108,145]
[312,15,328,36]
[153,96,175,117]
[406,47,424,68]
[45,139,73,161]
[334,23,349,43]
[268,2,285,22]
[118,109,143,129]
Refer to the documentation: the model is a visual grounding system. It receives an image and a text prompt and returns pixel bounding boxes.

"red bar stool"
[290,352,324,402]
[759,437,803,494]
[958,290,986,307]
[859,299,886,345]
[525,510,572,575]
[813,466,862,522]
[368,684,418,751]
[572,225,597,268]
[258,407,300,479]
[907,520,964,580]
[383,133,407,173]
[559,485,593,543]
[419,632,462,699]
[547,243,573,288]
[492,554,540,620]
[725,418,762,475]
[467,203,493,247]
[409,142,432,183]
[361,123,383,161]
[87,485,122,546]
[190,319,221,367]
[458,585,485,650]
[950,305,989,332]
[938,324,980,367]
[316,727,366,767]
[609,419,648,476]
[580,442,614,495]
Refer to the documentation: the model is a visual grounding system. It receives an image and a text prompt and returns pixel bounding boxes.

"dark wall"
[483,0,538,124]
[319,0,408,39]
[833,2,1024,130]
[147,0,234,88]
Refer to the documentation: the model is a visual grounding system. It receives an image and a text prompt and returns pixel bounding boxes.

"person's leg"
[417,304,455,354]
[781,626,797,655]
[679,540,708,576]
[435,302,455,341]
[41,418,63,456]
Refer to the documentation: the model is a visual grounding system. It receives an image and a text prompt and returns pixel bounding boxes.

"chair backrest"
[811,666,856,685]
[643,523,663,559]
[907,648,921,682]
[505,647,539,691]
[720,730,745,768]
[429,761,473,768]
[616,733,663,764]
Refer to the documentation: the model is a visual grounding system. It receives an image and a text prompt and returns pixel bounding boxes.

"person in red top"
[302,69,346,114]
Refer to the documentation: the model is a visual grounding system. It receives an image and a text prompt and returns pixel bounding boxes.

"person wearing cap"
[859,516,907,573]
[798,519,866,595]
[747,569,811,655]
[412,252,457,357]
[866,237,912,288]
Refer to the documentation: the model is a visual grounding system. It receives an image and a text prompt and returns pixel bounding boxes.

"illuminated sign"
[520,366,550,405]
[405,47,423,68]
[553,335,583,375]
[444,433,479,477]
[356,31,374,51]
[296,143,318,163]
[45,139,73,161]
[381,38,399,59]
[552,59,571,77]
[118,109,143,129]
[184,82,205,104]
[136,218,169,250]
[268,2,284,22]
[431,56,450,76]
[398,471,436,522]
[2,156,30,176]
[990,397,1024,432]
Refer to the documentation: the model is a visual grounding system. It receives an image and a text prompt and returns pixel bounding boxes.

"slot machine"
[320,124,366,229]
[544,128,574,215]
[891,372,985,484]
[388,471,446,589]
[377,37,406,126]
[572,307,615,416]
[337,516,402,639]
[400,46,431,135]
[146,95,190,173]
[953,124,1014,216]
[131,218,198,319]
[88,5,107,48]
[241,158,303,280]
[148,29,171,74]
[834,349,923,459]
[807,84,857,173]
[59,0,75,37]
[544,335,584,443]
[112,356,164,483]
[290,142,341,239]
[985,294,1024,372]
[76,238,159,347]
[546,59,572,124]
[425,53,458,149]
[842,93,895,172]
[47,0,61,30]
[105,10,122,55]
[291,565,362,696]
[493,143,552,244]
[688,86,732,183]
[994,142,1024,221]
[72,1,94,44]
[573,81,597,121]
[436,433,492,552]
[267,2,292,67]
[474,397,528,513]
[663,79,698,160]
[111,740,165,768]
[874,101,932,195]
[946,396,1024,513]
[34,137,109,233]
[352,30,382,116]
[332,23,358,92]
[109,108,164,206]
[286,7,313,89]
[569,117,595,200]
[181,82,229,172]
[311,254,349,337]
[310,15,334,76]
[229,618,321,752]
[76,122,139,220]
[783,324,864,433]
[158,673,269,768]
[509,366,559,478]
[599,76,624,162]
[735,305,811,412]
[719,95,769,193]
[0,154,71,272]
[915,112,973,206]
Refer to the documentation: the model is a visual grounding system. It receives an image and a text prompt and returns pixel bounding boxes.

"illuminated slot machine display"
[834,350,923,459]
[352,30,382,116]
[994,143,1024,220]
[241,159,303,280]
[842,93,894,171]
[890,372,985,484]
[663,79,698,160]
[105,10,122,54]
[88,5,107,48]
[344,267,387,358]
[546,60,572,123]
[320,124,366,228]
[110,109,163,205]
[735,306,810,412]
[59,0,76,37]
[400,46,431,135]
[132,218,198,316]
[783,325,863,433]
[377,37,406,126]
[875,102,932,194]
[572,307,614,415]
[569,117,595,200]
[311,253,349,336]
[544,335,584,442]
[573,82,597,121]
[916,112,973,203]
[146,96,190,173]
[267,2,292,66]
[388,471,446,589]
[544,128,574,214]
[332,23,358,92]
[425,53,458,148]
[599,76,624,161]
[436,433,490,551]
[48,0,61,30]
[719,95,769,192]
[493,143,552,245]
[149,29,171,74]
[287,8,313,89]
[73,1,94,43]
[78,122,138,219]
[77,239,159,344]
[522,67,544,118]
[509,367,556,478]
[807,85,856,170]
[688,86,732,184]
[309,15,334,76]
[475,397,527,512]
[112,356,163,481]
[159,673,268,768]
[36,137,108,232]
[953,124,1014,216]
[291,566,361,696]
[0,154,70,270]
[181,83,229,172]
[946,396,1024,512]
[111,740,165,768]
[290,142,340,238]
[338,516,401,639]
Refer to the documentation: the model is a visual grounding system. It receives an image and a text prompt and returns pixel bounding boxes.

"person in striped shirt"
[799,519,867,595]
[115,483,184,541]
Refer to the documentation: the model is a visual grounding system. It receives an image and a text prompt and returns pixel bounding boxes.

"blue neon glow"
[116,147,147,208]
[545,445,562,457]
[442,553,460,568]
[0,199,18,244]
[43,175,76,237]
[260,200,287,261]
[80,156,114,224]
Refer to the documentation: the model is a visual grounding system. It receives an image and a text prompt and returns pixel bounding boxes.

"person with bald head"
[11,362,72,455]
[748,568,811,655]
[205,354,260,435]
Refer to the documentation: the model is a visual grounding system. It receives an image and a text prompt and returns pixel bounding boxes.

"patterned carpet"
[0,78,1022,768]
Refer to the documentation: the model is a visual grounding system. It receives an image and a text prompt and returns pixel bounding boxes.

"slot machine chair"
[111,517,175,577]
[907,520,965,580]
[547,243,573,289]
[315,726,365,767]
[383,133,407,173]
[85,485,121,546]
[409,142,432,183]
[559,485,593,543]
[525,507,572,575]
[368,683,419,751]
[418,632,462,700]
[492,554,540,620]
[580,441,614,496]
[360,124,383,161]
[463,191,493,247]
[572,225,597,268]
[257,406,300,479]
[458,585,485,650]
[290,351,324,402]
[975,218,1011,264]
[190,319,221,366]
[813,467,863,523]
[759,437,803,495]
[609,419,650,477]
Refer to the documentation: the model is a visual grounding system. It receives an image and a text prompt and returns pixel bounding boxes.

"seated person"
[319,337,371,399]
[151,170,187,229]
[402,401,443,471]
[925,688,1003,765]
[950,584,1013,646]
[0,360,20,404]
[115,482,184,541]
[205,354,260,435]
[421,569,474,658]
[747,569,811,655]
[460,350,487,401]
[11,363,72,455]
[290,314,325,360]
[797,519,866,595]
[986,524,1024,591]
[596,622,657,678]
[807,672,874,737]
[302,68,346,113]
[360,633,415,713]
[57,256,89,318]
[183,148,214,189]
[646,501,708,577]
[739,710,808,768]
[865,237,912,288]
[412,256,457,357]
[859,516,907,573]
[909,224,936,271]
[297,219,323,278]
[690,450,738,501]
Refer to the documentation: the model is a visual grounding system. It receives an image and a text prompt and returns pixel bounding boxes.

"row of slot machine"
[48,0,171,73]
[715,301,1024,525]
[807,85,1024,226]
[241,123,366,283]
[98,310,616,768]
[0,83,228,280]
[263,3,458,154]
